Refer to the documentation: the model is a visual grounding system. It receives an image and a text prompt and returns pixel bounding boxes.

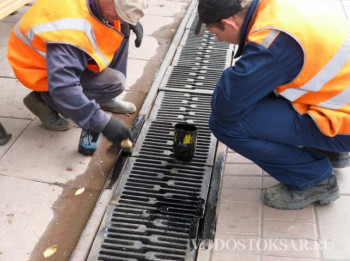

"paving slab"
[262,257,318,261]
[263,205,316,223]
[222,175,263,190]
[0,78,32,119]
[317,195,350,260]
[125,58,162,91]
[224,163,263,176]
[0,121,90,184]
[0,117,30,157]
[0,22,14,45]
[261,237,320,259]
[128,35,172,61]
[0,45,6,60]
[142,15,182,38]
[262,219,318,240]
[216,218,261,236]
[334,167,350,194]
[0,55,14,77]
[0,175,62,261]
[212,252,259,261]
[147,0,189,18]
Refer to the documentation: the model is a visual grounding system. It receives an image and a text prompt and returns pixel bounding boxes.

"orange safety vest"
[7,0,123,92]
[247,0,350,137]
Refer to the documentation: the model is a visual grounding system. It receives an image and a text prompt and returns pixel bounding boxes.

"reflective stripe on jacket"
[247,0,350,137]
[7,0,123,91]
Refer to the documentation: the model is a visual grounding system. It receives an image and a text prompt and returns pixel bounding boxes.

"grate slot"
[113,207,195,222]
[159,66,223,94]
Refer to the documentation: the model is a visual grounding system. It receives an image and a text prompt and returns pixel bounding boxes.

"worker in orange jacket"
[196,0,350,209]
[8,0,148,155]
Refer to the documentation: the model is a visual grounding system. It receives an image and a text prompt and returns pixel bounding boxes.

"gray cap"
[114,0,149,25]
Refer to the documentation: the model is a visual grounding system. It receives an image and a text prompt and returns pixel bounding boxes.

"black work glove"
[121,22,143,47]
[130,21,143,48]
[121,23,131,39]
[102,117,132,145]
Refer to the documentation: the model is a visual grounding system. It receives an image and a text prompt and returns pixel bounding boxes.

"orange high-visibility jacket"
[247,0,350,137]
[7,0,123,92]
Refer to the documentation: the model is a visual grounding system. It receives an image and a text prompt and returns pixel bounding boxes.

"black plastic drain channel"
[87,8,232,261]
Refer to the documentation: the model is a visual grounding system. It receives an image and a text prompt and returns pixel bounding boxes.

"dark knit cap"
[195,0,246,35]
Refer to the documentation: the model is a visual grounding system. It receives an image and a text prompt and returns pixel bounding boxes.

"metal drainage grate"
[87,4,228,261]
[132,120,216,166]
[89,156,213,261]
[159,66,223,94]
[172,46,232,70]
[149,91,212,123]
[179,29,230,50]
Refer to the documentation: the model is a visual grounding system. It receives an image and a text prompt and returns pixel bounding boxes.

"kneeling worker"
[7,0,149,155]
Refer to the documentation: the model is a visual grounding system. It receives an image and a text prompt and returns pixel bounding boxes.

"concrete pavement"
[1,0,350,261]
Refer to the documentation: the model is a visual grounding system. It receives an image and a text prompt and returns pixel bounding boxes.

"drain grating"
[179,29,230,50]
[88,156,213,261]
[158,66,223,94]
[132,120,216,166]
[172,46,232,70]
[149,91,212,123]
[87,6,228,261]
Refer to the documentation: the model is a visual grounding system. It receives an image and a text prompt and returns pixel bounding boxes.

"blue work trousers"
[209,97,350,190]
[42,38,129,108]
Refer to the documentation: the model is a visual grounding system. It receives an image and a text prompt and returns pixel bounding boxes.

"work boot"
[23,91,72,131]
[326,152,350,168]
[99,98,136,114]
[78,129,100,156]
[263,175,340,210]
[0,122,11,146]
[304,147,350,168]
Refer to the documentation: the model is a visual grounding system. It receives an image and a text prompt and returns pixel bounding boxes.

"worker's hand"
[129,21,143,48]
[102,117,132,145]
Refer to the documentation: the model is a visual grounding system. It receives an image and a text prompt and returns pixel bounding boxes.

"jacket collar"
[235,0,260,58]
[88,0,103,21]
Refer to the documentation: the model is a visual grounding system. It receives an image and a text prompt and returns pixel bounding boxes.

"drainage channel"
[87,5,232,261]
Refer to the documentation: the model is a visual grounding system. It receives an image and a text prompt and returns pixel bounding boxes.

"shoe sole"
[100,106,136,114]
[78,145,96,156]
[263,188,340,210]
[24,95,72,131]
[331,159,350,168]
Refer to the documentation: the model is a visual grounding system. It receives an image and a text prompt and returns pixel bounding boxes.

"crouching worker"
[196,0,350,209]
[7,0,149,155]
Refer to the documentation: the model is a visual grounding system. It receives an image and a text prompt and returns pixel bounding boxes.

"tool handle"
[121,138,132,148]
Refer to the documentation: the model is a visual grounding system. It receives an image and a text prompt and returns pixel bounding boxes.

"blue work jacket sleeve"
[211,33,303,124]
[46,43,110,132]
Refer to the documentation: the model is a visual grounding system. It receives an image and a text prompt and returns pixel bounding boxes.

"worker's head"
[98,0,148,25]
[195,0,252,44]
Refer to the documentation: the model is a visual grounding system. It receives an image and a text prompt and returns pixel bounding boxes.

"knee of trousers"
[107,70,126,97]
[209,116,248,149]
